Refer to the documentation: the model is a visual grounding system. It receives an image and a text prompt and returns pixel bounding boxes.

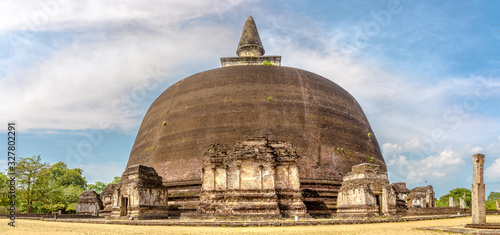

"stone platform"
[13,214,467,227]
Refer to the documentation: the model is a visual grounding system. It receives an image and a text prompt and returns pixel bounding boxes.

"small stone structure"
[111,165,169,219]
[220,15,281,67]
[337,163,397,216]
[76,190,103,216]
[471,153,486,224]
[460,197,466,209]
[198,137,307,218]
[407,186,435,208]
[449,196,456,207]
[391,182,410,201]
[391,182,409,214]
[99,184,118,216]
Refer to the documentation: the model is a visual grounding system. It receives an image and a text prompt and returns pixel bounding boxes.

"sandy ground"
[1,216,500,235]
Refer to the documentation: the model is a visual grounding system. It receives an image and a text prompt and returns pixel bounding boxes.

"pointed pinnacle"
[236,15,265,57]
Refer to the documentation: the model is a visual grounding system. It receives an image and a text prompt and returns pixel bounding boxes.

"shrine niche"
[198,137,307,218]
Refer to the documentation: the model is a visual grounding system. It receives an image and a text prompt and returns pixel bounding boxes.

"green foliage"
[15,155,50,213]
[0,206,7,214]
[268,96,272,101]
[437,188,471,208]
[162,121,167,126]
[66,203,77,214]
[369,157,374,162]
[47,162,87,188]
[0,172,9,207]
[87,181,107,194]
[367,133,371,138]
[261,60,274,66]
[5,155,123,214]
[111,176,121,184]
[12,156,87,213]
[486,191,500,210]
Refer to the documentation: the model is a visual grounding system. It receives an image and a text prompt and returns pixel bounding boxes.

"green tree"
[37,162,87,213]
[111,176,121,184]
[87,181,107,194]
[15,155,49,213]
[14,157,88,213]
[0,172,10,208]
[437,188,471,208]
[486,192,500,210]
[47,162,87,188]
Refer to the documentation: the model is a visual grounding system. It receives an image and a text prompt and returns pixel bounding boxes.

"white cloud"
[485,158,500,182]
[381,142,402,157]
[0,0,251,33]
[470,146,484,155]
[0,0,252,131]
[487,142,500,155]
[386,146,476,184]
[404,138,422,153]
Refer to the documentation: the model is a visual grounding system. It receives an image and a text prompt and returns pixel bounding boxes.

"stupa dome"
[126,66,386,183]
[124,15,386,216]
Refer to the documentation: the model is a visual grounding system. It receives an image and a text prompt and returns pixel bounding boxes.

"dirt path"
[2,215,500,235]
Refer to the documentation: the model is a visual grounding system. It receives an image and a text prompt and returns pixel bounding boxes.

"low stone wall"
[486,209,500,215]
[33,214,467,227]
[1,213,102,220]
[407,207,467,215]
[1,213,45,219]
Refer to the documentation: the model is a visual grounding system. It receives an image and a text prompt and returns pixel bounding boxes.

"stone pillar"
[496,199,499,211]
[471,154,486,224]
[449,196,455,207]
[460,197,466,209]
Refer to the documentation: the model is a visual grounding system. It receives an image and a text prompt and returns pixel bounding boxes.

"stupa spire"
[236,15,265,57]
[220,15,280,67]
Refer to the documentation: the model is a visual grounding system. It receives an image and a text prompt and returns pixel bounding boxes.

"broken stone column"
[471,153,486,224]
[449,196,455,207]
[496,199,499,211]
[460,197,466,209]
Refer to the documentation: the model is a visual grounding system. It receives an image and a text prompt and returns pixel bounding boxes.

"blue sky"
[1,0,499,198]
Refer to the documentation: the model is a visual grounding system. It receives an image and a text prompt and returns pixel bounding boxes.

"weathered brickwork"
[122,15,386,219]
[198,137,307,218]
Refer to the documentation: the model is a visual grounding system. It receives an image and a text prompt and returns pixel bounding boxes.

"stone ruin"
[471,153,486,224]
[76,190,103,216]
[391,182,410,213]
[407,185,435,208]
[449,196,456,207]
[99,183,118,216]
[460,197,466,209]
[197,137,308,218]
[337,163,397,217]
[110,165,169,219]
